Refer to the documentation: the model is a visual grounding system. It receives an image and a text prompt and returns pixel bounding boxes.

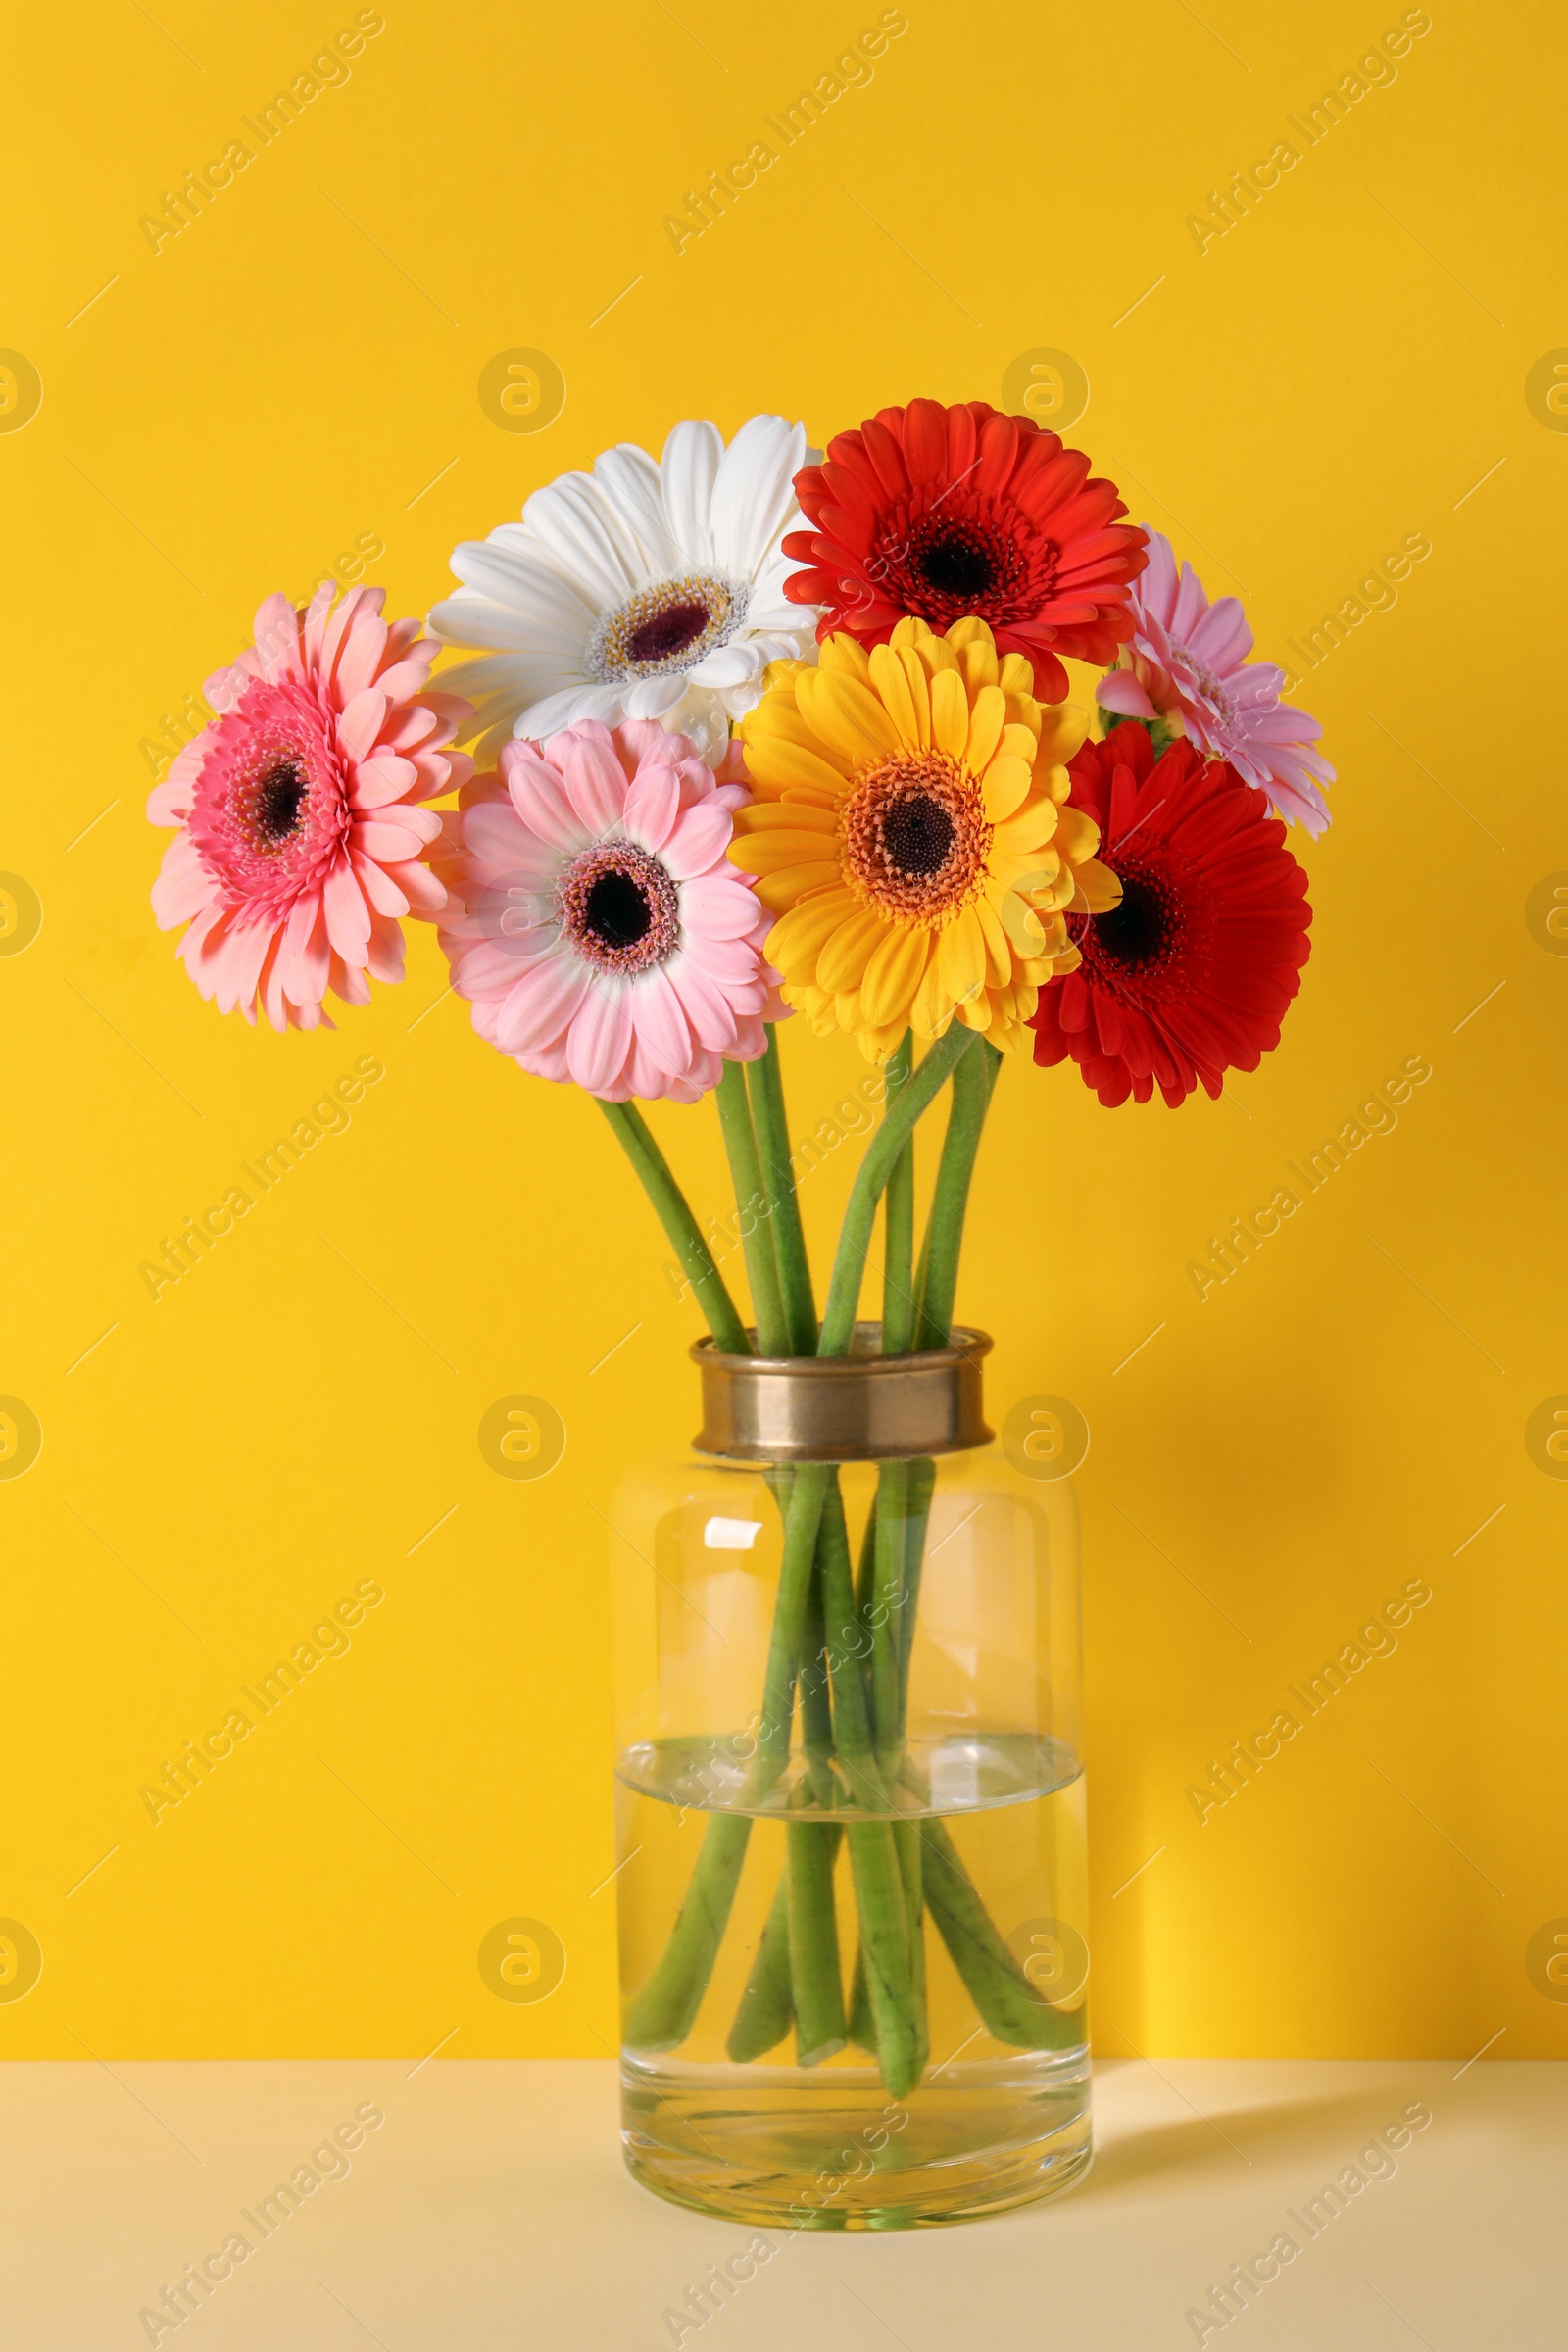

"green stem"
[880,1032,916,1356]
[895,1457,937,1743]
[788,1822,846,2064]
[726,1873,793,2062]
[817,1478,918,2097]
[913,1039,999,1351]
[597,1099,750,1356]
[919,1815,1085,2052]
[749,1028,818,1354]
[819,1026,978,1358]
[623,1467,827,2050]
[714,1061,789,1356]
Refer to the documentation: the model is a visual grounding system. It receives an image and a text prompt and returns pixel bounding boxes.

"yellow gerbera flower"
[730,615,1121,1060]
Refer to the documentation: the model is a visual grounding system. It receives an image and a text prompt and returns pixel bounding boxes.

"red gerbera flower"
[783,399,1148,704]
[1030,724,1312,1106]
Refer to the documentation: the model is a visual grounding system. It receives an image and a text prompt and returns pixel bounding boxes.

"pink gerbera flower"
[1096,529,1333,836]
[147,587,472,1029]
[434,718,779,1102]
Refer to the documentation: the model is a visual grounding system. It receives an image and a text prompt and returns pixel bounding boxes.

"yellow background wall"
[2,0,1563,2061]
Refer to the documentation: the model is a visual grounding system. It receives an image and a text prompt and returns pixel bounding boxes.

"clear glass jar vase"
[612,1325,1089,2230]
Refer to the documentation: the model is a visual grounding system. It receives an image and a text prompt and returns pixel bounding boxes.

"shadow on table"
[1084,2087,1397,2196]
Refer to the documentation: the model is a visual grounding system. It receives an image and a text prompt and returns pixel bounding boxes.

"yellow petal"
[818,905,891,993]
[929,666,970,760]
[981,753,1033,823]
[736,801,837,832]
[797,666,900,763]
[911,951,955,1038]
[1073,858,1123,913]
[998,653,1035,695]
[973,892,1012,987]
[965,684,1007,774]
[957,990,993,1032]
[995,800,1061,856]
[1054,805,1102,863]
[859,922,932,1027]
[937,905,987,1007]
[895,645,931,748]
[890,615,934,653]
[754,861,840,912]
[946,616,996,660]
[1035,703,1091,764]
[768,888,858,971]
[998,721,1040,766]
[1000,890,1047,956]
[736,831,846,875]
[820,633,872,681]
[868,643,920,748]
[744,735,853,800]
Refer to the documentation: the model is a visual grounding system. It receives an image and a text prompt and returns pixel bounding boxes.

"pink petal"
[503,744,588,851]
[322,859,372,957]
[628,964,695,1076]
[623,761,681,852]
[679,875,766,940]
[662,803,732,880]
[338,688,388,762]
[565,981,634,1093]
[558,722,631,833]
[493,951,593,1054]
[349,753,417,810]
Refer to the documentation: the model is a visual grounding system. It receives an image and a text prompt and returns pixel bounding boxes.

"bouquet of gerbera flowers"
[147,399,1324,2105]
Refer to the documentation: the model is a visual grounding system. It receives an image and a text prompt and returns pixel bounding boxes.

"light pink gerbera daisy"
[147,587,473,1029]
[1096,528,1333,836]
[434,718,780,1102]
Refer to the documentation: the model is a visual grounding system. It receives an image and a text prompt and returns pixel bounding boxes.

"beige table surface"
[1,2057,1560,2349]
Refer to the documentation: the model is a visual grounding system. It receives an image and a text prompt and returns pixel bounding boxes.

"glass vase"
[611,1324,1089,2230]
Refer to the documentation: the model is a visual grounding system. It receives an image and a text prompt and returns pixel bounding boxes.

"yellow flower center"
[841,750,993,927]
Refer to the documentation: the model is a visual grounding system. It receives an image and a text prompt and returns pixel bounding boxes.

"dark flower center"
[622,600,710,665]
[254,758,310,843]
[593,572,746,681]
[842,752,993,924]
[583,868,653,950]
[881,792,956,877]
[557,840,681,975]
[917,537,994,601]
[1092,873,1174,968]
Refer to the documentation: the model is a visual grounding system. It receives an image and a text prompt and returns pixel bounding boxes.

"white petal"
[522,466,655,609]
[659,420,724,570]
[710,414,807,581]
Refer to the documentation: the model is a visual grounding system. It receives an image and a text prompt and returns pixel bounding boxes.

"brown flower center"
[557,841,680,974]
[841,750,993,924]
[592,573,746,682]
[234,746,314,854]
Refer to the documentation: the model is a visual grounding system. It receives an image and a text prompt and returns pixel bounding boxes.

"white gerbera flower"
[429,416,821,768]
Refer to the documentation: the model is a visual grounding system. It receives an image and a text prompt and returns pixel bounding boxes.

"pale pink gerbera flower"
[1096,528,1334,836]
[147,587,473,1029]
[434,718,780,1102]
